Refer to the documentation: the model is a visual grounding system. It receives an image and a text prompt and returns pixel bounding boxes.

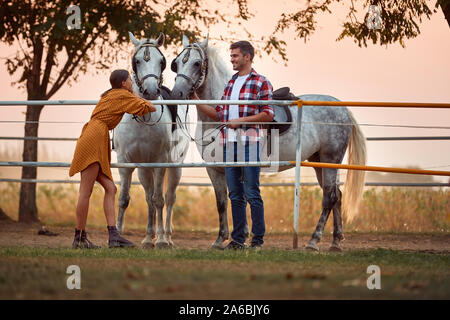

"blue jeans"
[224,142,265,245]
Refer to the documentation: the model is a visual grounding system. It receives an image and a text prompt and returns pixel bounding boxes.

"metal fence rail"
[2,99,450,108]
[0,161,286,168]
[2,136,450,141]
[0,178,448,187]
[0,99,294,106]
[1,161,450,176]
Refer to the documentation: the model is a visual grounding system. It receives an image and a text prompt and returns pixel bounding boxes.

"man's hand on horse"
[226,118,242,129]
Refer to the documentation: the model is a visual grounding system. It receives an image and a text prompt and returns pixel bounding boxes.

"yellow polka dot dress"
[69,88,152,181]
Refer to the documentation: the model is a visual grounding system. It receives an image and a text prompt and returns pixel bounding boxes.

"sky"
[0,0,449,183]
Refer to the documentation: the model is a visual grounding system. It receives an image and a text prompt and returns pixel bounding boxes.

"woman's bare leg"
[75,163,100,230]
[96,171,135,247]
[96,171,117,227]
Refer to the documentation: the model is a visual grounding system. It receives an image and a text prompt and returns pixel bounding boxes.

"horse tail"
[342,110,367,222]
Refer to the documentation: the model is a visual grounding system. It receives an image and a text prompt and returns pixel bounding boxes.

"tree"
[266,0,449,53]
[0,0,253,222]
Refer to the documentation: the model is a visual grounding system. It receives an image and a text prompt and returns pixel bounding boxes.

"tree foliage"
[0,0,253,97]
[267,0,449,52]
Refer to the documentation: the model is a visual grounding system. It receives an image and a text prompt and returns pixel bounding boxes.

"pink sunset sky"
[0,0,449,182]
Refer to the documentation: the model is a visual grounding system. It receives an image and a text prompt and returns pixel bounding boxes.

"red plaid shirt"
[215,68,274,145]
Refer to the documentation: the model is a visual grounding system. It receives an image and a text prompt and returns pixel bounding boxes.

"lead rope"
[174,104,225,147]
[132,100,165,126]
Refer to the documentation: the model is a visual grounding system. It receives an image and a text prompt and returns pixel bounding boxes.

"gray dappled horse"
[171,35,367,251]
[114,32,189,248]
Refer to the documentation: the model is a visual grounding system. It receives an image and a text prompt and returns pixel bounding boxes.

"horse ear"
[156,33,165,47]
[129,32,140,47]
[182,35,190,48]
[199,33,209,49]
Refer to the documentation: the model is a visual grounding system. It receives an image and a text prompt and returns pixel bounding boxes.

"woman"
[69,69,156,248]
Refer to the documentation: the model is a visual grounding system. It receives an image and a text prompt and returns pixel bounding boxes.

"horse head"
[129,32,166,100]
[170,34,209,99]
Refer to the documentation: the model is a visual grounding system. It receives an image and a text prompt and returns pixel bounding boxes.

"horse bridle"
[171,43,208,95]
[132,41,166,94]
[130,42,167,126]
[170,43,226,149]
[130,40,217,147]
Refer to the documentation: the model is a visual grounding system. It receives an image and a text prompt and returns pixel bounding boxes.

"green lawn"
[0,246,448,299]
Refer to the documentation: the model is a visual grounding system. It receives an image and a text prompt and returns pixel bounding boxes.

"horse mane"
[203,45,231,96]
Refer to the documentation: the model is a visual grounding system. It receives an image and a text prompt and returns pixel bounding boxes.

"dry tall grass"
[0,183,448,233]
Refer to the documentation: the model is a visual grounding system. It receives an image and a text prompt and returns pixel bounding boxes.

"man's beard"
[233,61,244,70]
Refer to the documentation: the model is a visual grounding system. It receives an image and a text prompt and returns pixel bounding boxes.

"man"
[193,40,274,249]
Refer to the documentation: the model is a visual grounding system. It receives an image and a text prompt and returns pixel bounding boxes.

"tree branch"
[40,37,57,94]
[440,0,450,26]
[45,25,108,99]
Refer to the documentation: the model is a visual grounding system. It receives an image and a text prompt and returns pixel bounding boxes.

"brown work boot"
[72,228,82,249]
[80,230,100,249]
[107,226,135,248]
[73,229,100,249]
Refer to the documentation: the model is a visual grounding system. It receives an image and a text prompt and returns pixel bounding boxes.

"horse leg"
[306,166,339,252]
[116,167,134,234]
[308,152,323,188]
[164,167,182,247]
[206,167,229,249]
[310,156,344,252]
[137,168,156,248]
[304,153,322,251]
[153,167,169,248]
[330,186,344,252]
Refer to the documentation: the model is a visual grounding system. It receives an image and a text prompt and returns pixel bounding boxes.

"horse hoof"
[141,242,155,249]
[305,243,319,252]
[155,241,171,249]
[329,245,342,252]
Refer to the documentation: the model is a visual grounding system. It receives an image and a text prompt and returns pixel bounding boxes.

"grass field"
[1,246,449,299]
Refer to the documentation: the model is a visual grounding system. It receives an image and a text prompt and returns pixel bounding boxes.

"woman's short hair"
[230,41,255,61]
[109,69,130,88]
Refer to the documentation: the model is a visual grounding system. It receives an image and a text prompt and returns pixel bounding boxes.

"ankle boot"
[107,226,135,248]
[72,229,82,249]
[80,230,100,249]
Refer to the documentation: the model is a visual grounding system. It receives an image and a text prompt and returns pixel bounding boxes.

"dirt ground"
[0,220,449,253]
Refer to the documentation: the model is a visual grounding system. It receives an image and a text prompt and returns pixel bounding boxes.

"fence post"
[293,100,303,249]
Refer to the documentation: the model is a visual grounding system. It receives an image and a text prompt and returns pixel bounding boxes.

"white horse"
[114,32,189,248]
[171,35,367,251]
